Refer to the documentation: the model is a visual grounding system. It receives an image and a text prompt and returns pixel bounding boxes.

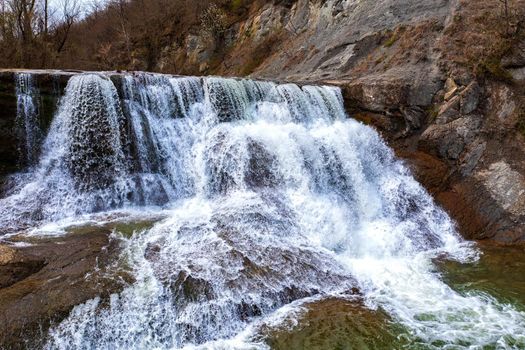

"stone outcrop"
[154,0,453,81]
[0,230,124,349]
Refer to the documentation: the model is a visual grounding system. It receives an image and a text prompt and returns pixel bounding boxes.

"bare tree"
[89,0,105,18]
[109,0,132,63]
[53,0,80,53]
[42,0,47,34]
[0,0,8,37]
[8,0,38,65]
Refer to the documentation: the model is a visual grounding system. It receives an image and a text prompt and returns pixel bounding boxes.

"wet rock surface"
[263,297,405,350]
[0,230,123,349]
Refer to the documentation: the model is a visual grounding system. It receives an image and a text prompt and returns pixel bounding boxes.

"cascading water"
[15,72,42,166]
[0,72,524,349]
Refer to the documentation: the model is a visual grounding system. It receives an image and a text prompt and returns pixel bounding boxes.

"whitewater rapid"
[1,73,524,349]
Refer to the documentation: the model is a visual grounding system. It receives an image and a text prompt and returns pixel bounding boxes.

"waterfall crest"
[0,72,523,349]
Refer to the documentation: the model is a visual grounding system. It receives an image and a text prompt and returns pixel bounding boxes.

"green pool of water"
[262,297,410,350]
[64,217,160,238]
[263,243,525,350]
[436,243,525,310]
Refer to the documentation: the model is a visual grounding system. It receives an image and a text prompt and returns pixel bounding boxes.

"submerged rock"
[263,297,406,350]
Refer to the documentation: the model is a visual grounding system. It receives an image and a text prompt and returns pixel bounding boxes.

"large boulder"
[420,115,482,160]
[0,230,124,349]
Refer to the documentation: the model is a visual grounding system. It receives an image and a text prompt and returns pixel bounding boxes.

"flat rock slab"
[0,230,124,349]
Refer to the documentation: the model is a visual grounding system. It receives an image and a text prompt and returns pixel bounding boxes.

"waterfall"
[0,72,524,349]
[15,73,42,166]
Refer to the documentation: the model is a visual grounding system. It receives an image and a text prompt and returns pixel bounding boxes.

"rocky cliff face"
[168,0,452,80]
[340,74,525,244]
[312,0,525,245]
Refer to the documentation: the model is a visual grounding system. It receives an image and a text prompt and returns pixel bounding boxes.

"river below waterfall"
[1,72,524,349]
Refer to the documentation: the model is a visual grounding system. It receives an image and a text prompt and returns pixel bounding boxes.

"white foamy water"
[15,72,42,166]
[1,73,523,349]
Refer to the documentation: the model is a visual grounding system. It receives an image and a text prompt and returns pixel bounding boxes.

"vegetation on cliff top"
[0,0,281,72]
[0,0,524,82]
